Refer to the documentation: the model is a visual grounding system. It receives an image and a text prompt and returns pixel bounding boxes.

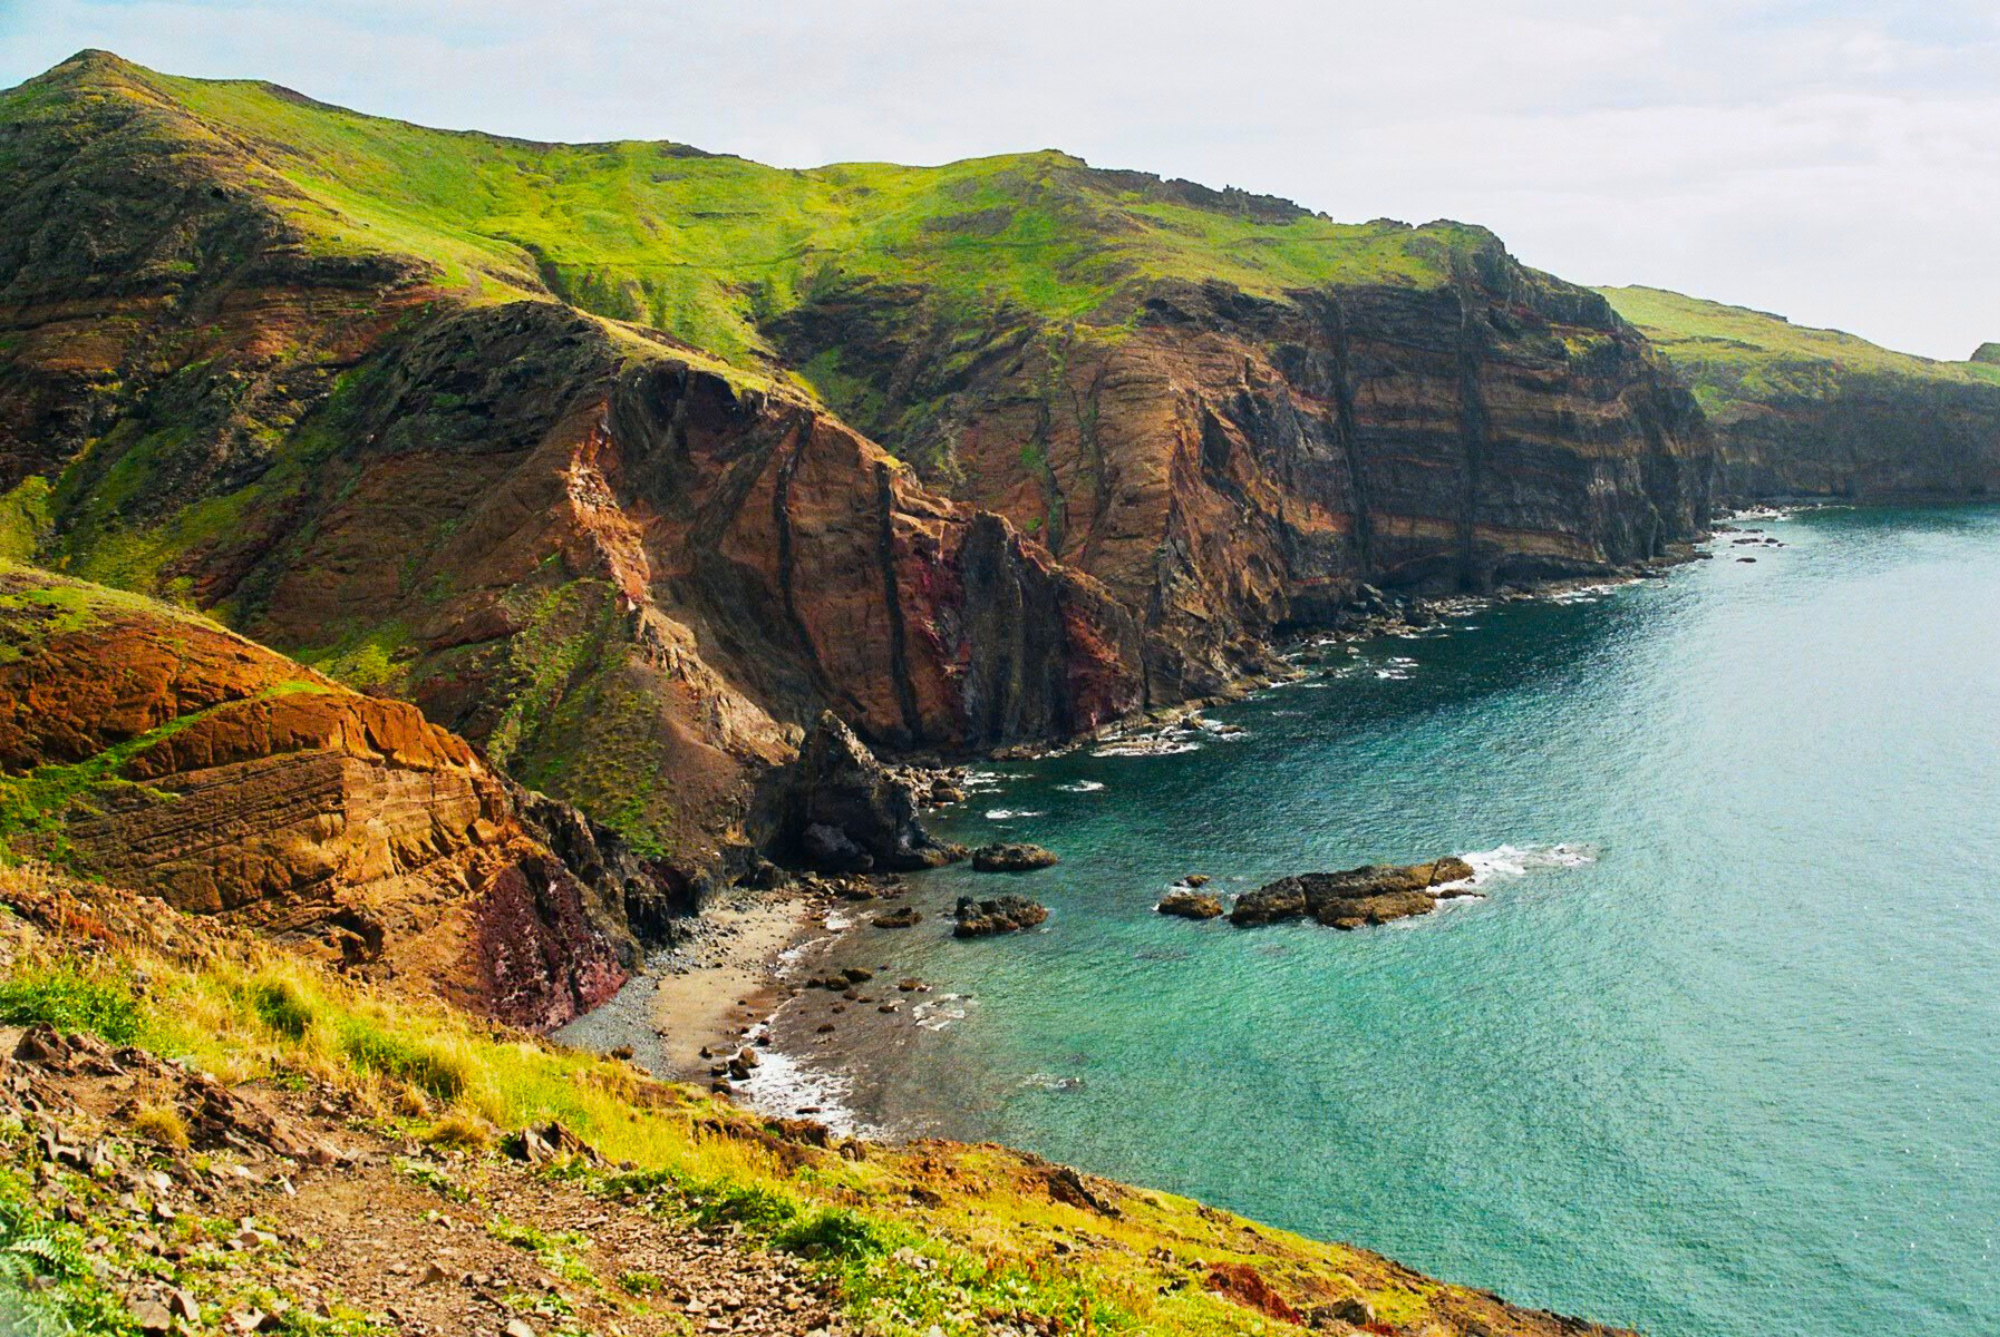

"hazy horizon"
[4,1,1993,362]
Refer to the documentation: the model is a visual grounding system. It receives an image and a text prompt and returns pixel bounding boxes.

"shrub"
[774,1207,894,1262]
[248,977,314,1040]
[0,960,141,1044]
[129,1102,190,1150]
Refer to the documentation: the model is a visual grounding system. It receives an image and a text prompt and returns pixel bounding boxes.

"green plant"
[0,961,142,1044]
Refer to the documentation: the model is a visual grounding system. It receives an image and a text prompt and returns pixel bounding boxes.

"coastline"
[559,538,1764,1138]
[553,886,833,1083]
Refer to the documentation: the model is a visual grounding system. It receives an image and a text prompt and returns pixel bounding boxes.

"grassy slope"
[5,54,1481,376]
[0,865,1527,1337]
[1598,285,2000,419]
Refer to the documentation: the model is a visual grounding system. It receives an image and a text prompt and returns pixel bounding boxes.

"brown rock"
[1156,890,1226,920]
[970,843,1060,873]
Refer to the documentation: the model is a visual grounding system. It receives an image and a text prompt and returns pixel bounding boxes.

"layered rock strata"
[0,564,670,1028]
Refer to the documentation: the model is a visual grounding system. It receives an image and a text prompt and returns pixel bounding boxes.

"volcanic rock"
[970,843,1060,873]
[1229,857,1476,930]
[1156,890,1226,920]
[953,895,1049,938]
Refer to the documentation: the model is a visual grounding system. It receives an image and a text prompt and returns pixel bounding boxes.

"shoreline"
[553,886,835,1084]
[558,539,1758,1135]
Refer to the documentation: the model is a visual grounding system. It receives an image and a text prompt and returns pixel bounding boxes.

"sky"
[2,0,1994,361]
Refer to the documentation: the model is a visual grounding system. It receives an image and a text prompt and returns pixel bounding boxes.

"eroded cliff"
[0,563,676,1028]
[1601,286,2000,502]
[1,51,1709,863]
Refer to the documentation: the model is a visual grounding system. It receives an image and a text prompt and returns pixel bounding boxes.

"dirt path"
[0,1028,846,1337]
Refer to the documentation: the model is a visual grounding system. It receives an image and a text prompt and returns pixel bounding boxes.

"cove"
[773,507,2000,1337]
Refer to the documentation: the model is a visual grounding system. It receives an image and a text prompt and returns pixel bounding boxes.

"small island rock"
[971,843,1061,873]
[954,894,1050,938]
[1229,857,1476,930]
[1157,890,1226,920]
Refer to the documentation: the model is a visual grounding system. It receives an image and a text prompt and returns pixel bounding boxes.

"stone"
[1156,890,1226,920]
[1229,857,1477,930]
[871,906,922,928]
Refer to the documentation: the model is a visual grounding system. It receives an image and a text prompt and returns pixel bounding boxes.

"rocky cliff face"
[783,257,1712,696]
[1601,286,2000,503]
[1,52,1712,867]
[0,564,673,1029]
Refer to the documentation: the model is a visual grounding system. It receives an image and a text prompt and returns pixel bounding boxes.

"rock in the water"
[760,713,966,873]
[872,906,922,928]
[970,843,1060,873]
[953,895,1049,938]
[1229,857,1476,930]
[1156,890,1226,920]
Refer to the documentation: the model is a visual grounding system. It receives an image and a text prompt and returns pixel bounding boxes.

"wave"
[985,808,1047,820]
[1089,738,1202,758]
[1447,842,1598,890]
[1056,780,1106,793]
[738,1033,878,1139]
[913,994,970,1032]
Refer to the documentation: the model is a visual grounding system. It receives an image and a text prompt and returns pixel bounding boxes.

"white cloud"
[3,0,1995,358]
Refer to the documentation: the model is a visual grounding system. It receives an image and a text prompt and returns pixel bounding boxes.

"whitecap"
[985,808,1047,820]
[1089,738,1201,758]
[737,1034,878,1139]
[913,994,969,1031]
[1056,780,1106,793]
[1440,842,1598,893]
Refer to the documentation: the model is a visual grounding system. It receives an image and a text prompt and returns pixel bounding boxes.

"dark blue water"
[790,508,2000,1337]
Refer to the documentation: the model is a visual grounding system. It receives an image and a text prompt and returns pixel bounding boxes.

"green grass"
[5,51,1480,384]
[0,958,142,1044]
[1599,285,2000,417]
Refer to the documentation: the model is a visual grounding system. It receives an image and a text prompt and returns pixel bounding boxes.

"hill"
[1599,286,2000,501]
[1,50,1711,868]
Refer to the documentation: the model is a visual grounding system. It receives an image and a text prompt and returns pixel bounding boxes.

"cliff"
[0,51,1710,861]
[0,563,678,1029]
[1600,286,2000,502]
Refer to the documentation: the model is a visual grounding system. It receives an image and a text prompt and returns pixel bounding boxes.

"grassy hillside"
[0,864,1630,1337]
[3,51,1483,376]
[1597,285,2000,418]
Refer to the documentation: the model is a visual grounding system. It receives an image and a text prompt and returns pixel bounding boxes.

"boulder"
[953,895,1049,938]
[872,906,922,928]
[970,843,1060,873]
[1156,890,1225,920]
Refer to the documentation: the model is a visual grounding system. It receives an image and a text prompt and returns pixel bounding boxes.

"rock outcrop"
[1228,857,1476,930]
[0,564,674,1028]
[755,713,963,873]
[953,895,1050,938]
[970,843,1060,873]
[1156,889,1226,920]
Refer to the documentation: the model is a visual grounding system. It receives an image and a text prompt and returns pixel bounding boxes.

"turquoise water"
[793,508,2000,1337]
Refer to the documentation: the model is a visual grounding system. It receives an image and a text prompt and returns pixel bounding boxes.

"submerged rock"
[953,895,1049,938]
[1156,890,1226,920]
[971,843,1060,873]
[1229,857,1475,930]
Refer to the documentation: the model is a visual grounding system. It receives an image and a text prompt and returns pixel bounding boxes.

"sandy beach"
[554,888,832,1081]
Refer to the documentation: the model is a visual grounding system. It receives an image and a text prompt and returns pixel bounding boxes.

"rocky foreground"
[0,870,1642,1337]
